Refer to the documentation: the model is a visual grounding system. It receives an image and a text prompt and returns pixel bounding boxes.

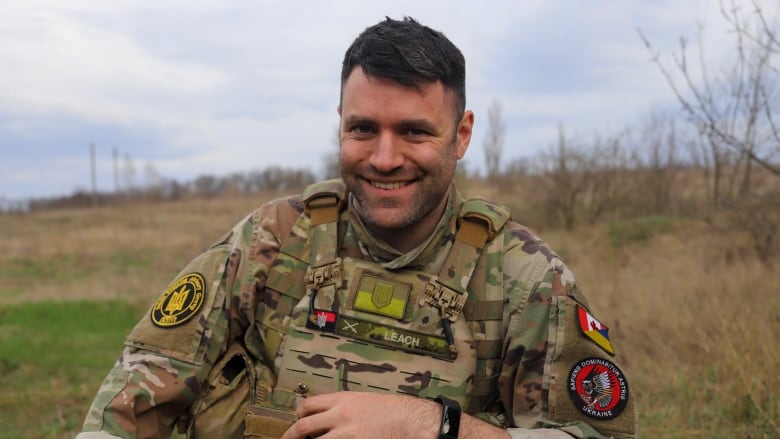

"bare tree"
[483,100,505,177]
[634,112,680,215]
[538,124,588,230]
[583,132,630,223]
[534,124,635,229]
[641,0,780,267]
[639,0,779,210]
[193,174,221,197]
[143,162,163,191]
[121,154,137,193]
[321,125,341,180]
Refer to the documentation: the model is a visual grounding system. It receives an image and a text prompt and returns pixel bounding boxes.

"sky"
[0,0,763,200]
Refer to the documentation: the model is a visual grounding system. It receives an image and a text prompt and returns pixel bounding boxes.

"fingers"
[283,392,420,439]
[296,392,341,418]
[281,411,330,439]
[281,393,346,439]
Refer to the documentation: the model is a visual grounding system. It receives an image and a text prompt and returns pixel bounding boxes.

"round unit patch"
[567,357,629,420]
[151,272,206,328]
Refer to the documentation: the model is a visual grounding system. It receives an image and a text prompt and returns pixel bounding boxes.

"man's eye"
[350,125,375,135]
[407,128,428,136]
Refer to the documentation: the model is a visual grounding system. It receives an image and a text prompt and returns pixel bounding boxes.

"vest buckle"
[422,276,467,322]
[304,257,343,290]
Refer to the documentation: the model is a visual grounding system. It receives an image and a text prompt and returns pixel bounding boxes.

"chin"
[367,214,406,230]
[360,208,414,231]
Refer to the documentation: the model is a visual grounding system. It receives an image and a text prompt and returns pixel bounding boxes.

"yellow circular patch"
[151,272,206,328]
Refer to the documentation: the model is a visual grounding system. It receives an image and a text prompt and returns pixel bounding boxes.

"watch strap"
[435,395,461,439]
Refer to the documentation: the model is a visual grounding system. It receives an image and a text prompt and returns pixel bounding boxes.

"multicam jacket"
[78,180,636,439]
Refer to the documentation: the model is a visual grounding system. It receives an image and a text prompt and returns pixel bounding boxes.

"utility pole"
[90,142,98,207]
[113,147,120,194]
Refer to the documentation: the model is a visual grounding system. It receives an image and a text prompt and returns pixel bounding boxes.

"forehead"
[341,67,456,121]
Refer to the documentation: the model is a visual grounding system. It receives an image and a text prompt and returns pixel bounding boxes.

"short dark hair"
[341,17,466,120]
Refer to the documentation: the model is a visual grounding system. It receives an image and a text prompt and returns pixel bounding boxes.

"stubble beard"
[342,160,456,233]
[350,179,446,232]
[341,133,460,234]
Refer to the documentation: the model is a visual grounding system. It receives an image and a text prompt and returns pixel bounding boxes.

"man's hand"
[279,391,511,439]
[280,391,439,439]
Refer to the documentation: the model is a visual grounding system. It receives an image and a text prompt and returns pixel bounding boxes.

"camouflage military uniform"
[78,180,636,439]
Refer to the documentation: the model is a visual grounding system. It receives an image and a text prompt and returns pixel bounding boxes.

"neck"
[368,196,449,254]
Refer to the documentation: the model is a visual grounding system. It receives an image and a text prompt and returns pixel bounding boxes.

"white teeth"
[372,181,406,190]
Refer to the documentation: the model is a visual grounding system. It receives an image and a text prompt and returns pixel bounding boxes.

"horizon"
[1,0,764,201]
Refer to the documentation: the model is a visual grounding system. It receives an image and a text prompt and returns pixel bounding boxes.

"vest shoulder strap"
[302,179,346,226]
[454,198,510,411]
[265,179,346,304]
[431,196,510,317]
[458,197,511,245]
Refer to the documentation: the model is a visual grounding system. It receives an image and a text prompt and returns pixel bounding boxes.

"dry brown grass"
[544,221,779,438]
[0,192,288,307]
[1,185,778,438]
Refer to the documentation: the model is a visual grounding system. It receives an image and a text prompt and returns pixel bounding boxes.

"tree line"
[5,0,777,263]
[480,0,778,263]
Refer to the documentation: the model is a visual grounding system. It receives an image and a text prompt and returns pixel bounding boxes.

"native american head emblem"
[580,366,615,408]
[568,358,629,420]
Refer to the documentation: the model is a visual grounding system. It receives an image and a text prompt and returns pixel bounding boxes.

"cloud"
[0,0,771,199]
[1,5,226,126]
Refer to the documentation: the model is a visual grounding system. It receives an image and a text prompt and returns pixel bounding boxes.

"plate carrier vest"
[244,180,511,437]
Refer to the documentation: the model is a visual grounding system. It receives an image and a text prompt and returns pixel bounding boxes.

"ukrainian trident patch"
[151,272,205,328]
[352,272,411,320]
[306,309,337,332]
[577,305,615,355]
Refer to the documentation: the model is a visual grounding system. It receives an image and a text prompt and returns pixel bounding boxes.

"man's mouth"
[370,180,409,190]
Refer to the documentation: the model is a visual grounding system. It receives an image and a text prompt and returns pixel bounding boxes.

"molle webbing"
[453,199,510,412]
[434,215,494,318]
[259,181,347,405]
[264,180,347,305]
[304,181,343,268]
[264,182,511,413]
[301,186,344,303]
[305,194,341,262]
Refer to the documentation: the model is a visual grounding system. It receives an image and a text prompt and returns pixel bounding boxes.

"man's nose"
[368,132,404,172]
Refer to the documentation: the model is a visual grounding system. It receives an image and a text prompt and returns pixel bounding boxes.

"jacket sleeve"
[77,219,247,438]
[498,227,637,439]
[77,211,260,438]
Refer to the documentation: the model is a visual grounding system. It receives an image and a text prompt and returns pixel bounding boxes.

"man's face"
[338,67,473,240]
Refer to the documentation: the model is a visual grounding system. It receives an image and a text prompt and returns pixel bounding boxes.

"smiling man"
[338,66,471,252]
[78,17,637,439]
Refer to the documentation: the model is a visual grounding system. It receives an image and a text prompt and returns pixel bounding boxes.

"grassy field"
[0,189,778,438]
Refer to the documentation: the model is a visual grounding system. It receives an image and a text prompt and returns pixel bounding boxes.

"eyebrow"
[396,118,438,134]
[342,115,376,128]
[342,115,439,134]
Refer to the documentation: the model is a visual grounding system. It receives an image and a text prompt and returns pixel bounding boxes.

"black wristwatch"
[435,395,461,439]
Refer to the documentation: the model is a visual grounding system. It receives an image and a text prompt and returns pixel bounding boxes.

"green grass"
[607,215,676,247]
[0,300,143,438]
[0,249,156,282]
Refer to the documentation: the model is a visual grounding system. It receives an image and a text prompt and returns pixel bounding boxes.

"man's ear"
[455,110,474,159]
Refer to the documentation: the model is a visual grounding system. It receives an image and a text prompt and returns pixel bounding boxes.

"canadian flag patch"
[577,306,615,355]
